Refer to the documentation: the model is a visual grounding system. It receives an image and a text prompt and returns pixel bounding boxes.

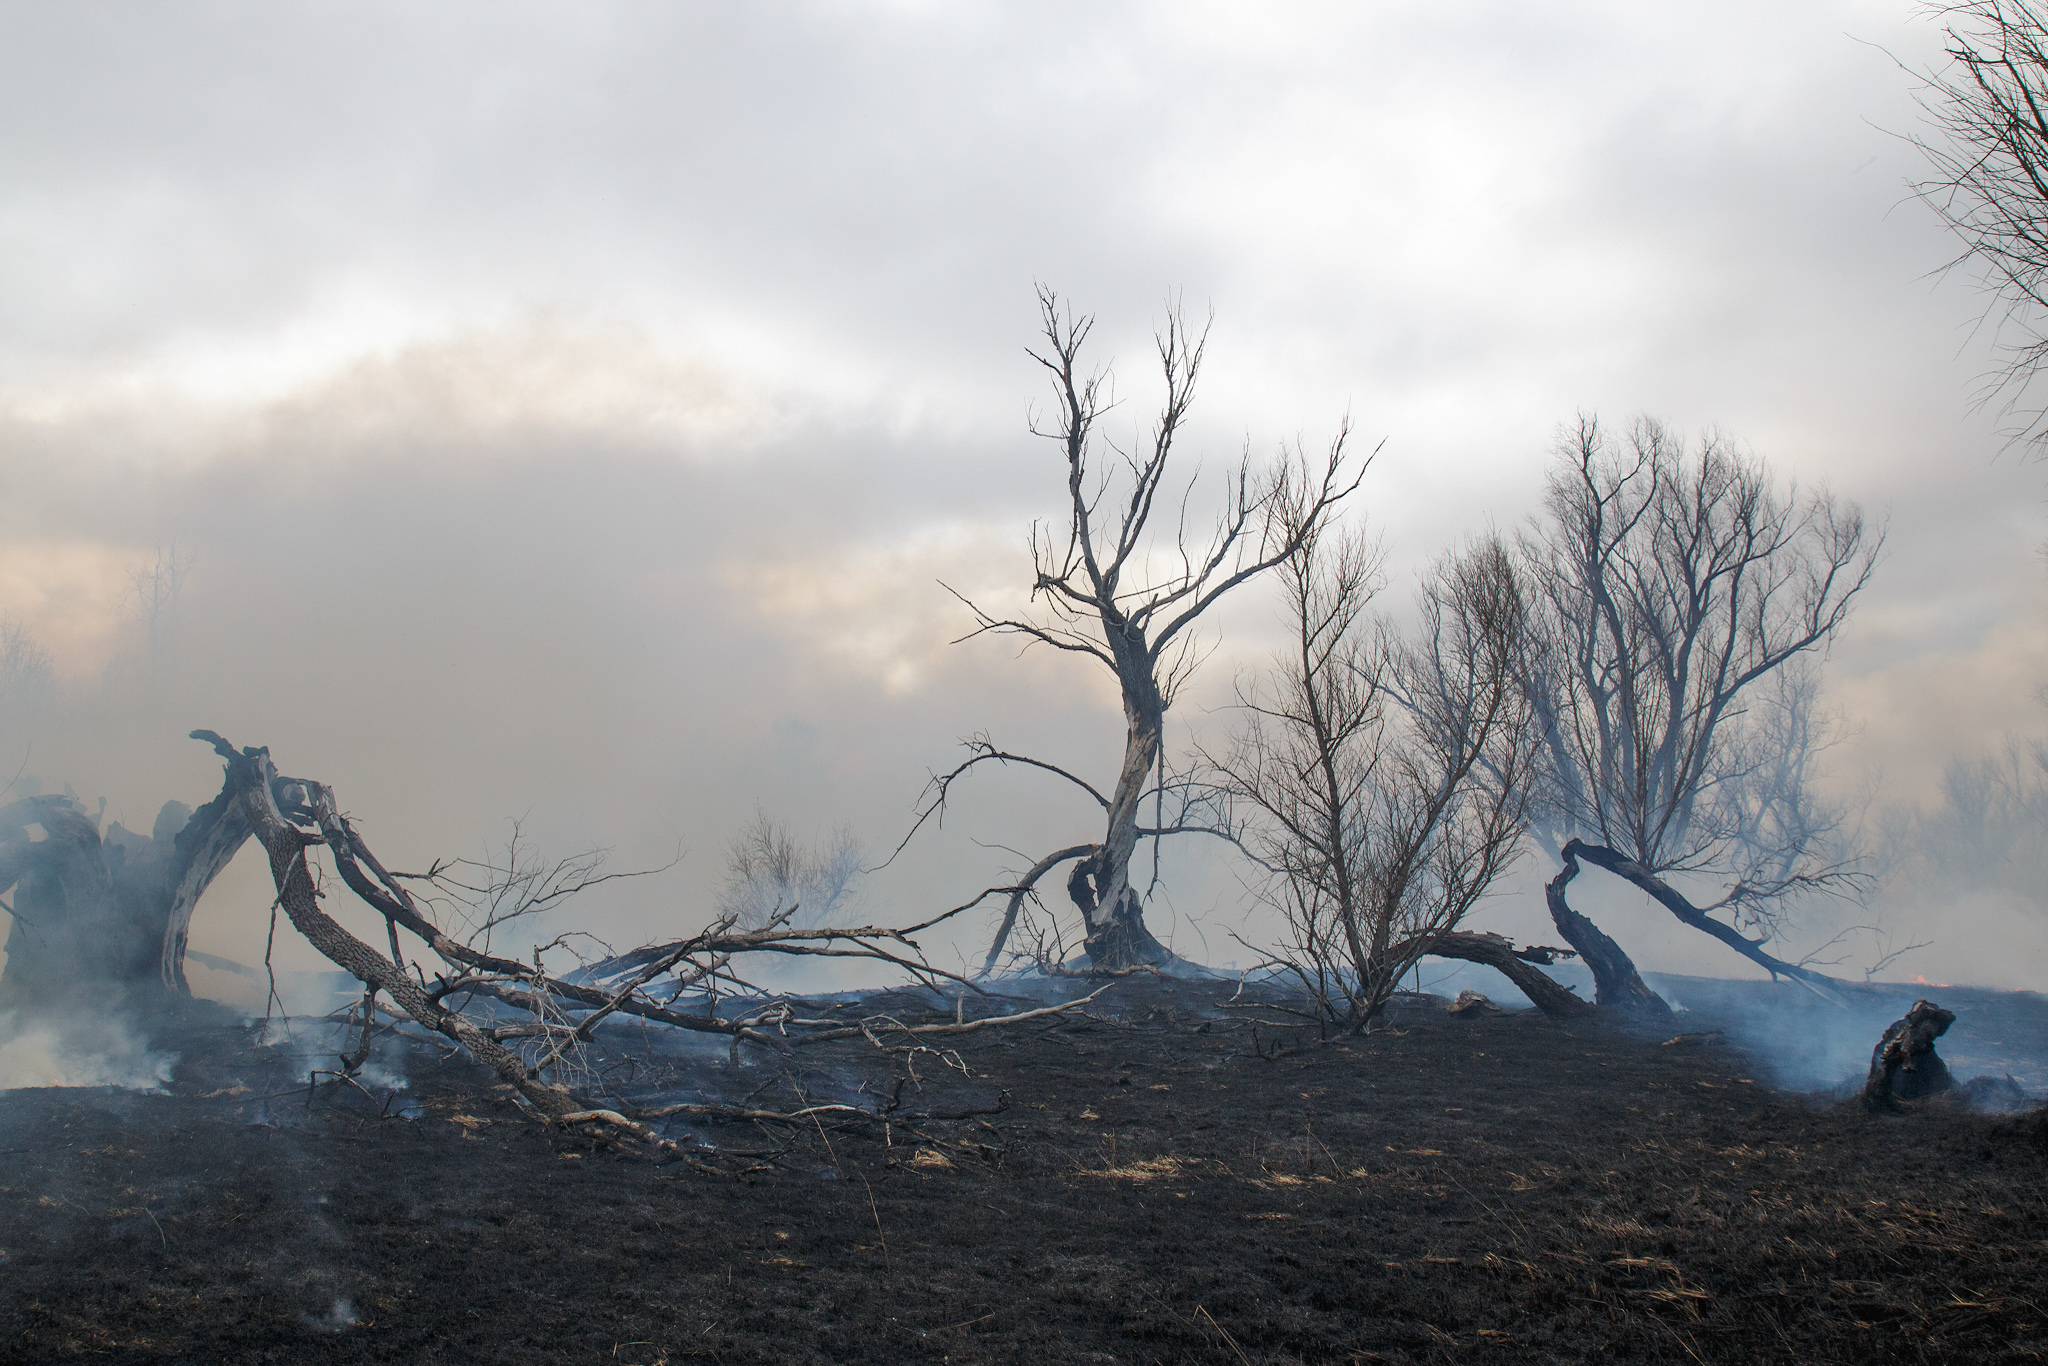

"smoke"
[0,1011,176,1091]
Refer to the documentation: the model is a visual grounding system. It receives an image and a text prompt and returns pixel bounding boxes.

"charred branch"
[83,729,1120,1157]
[1567,839,1847,1000]
[1420,930,1592,1020]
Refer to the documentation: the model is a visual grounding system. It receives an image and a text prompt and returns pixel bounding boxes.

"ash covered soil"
[4,975,2048,1364]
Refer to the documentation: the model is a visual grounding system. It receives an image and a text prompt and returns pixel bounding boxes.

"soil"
[3,974,2047,1365]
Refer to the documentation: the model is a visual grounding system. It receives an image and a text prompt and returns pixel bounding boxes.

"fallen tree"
[0,731,1106,1158]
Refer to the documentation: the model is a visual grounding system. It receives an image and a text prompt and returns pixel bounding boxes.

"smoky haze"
[0,2,2042,1000]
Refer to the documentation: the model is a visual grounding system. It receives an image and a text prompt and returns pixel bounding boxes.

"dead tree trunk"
[1863,999,1957,1109]
[1069,674,1172,968]
[1545,842,1672,1018]
[1421,930,1593,1020]
[0,775,250,1010]
[1568,840,1843,996]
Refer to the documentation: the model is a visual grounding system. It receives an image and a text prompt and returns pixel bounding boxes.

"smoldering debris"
[0,1011,176,1092]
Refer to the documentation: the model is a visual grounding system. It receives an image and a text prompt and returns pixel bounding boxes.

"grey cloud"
[0,2,2039,990]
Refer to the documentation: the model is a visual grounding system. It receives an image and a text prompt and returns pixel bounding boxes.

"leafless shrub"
[1209,479,1535,1032]
[717,810,864,930]
[0,619,55,723]
[126,544,195,682]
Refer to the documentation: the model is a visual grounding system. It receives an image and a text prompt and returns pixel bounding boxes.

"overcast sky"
[1,1,2041,989]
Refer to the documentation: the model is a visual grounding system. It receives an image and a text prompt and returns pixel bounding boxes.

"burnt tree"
[8,730,1106,1157]
[1209,493,1540,1030]
[942,288,1362,971]
[0,780,249,1010]
[1518,416,1880,1015]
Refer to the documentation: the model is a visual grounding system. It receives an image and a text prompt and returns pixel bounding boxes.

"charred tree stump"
[1545,843,1672,1019]
[1067,849,1171,970]
[0,775,250,1010]
[1863,999,1958,1110]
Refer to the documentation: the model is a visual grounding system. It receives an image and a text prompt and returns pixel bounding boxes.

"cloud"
[0,2,2039,991]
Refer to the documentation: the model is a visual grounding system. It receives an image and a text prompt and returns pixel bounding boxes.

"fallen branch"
[185,730,1113,1158]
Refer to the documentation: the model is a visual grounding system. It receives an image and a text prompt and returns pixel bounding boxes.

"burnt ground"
[3,974,2047,1364]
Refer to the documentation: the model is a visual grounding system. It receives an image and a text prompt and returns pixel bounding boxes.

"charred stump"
[1066,851,1172,971]
[1544,843,1671,1019]
[1863,999,1957,1110]
[0,776,250,1011]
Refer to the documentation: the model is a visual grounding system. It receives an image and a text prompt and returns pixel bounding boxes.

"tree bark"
[1545,842,1671,1018]
[1071,677,1172,969]
[1421,930,1593,1020]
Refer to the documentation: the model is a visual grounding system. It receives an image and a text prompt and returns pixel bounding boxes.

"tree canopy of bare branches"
[1911,0,2048,448]
[1519,416,1881,1010]
[717,811,864,931]
[1212,479,1537,1030]
[939,288,1365,972]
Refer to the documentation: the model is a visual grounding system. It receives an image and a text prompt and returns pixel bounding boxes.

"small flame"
[1911,974,1953,989]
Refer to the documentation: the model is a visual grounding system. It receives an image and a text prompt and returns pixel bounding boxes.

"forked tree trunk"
[1544,842,1672,1018]
[1069,676,1172,970]
[0,776,249,1010]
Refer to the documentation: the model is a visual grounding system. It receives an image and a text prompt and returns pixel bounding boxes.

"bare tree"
[1874,736,2048,900]
[938,288,1364,971]
[1212,494,1541,1030]
[1519,416,1882,1013]
[717,810,864,930]
[127,544,195,684]
[1909,1,2048,449]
